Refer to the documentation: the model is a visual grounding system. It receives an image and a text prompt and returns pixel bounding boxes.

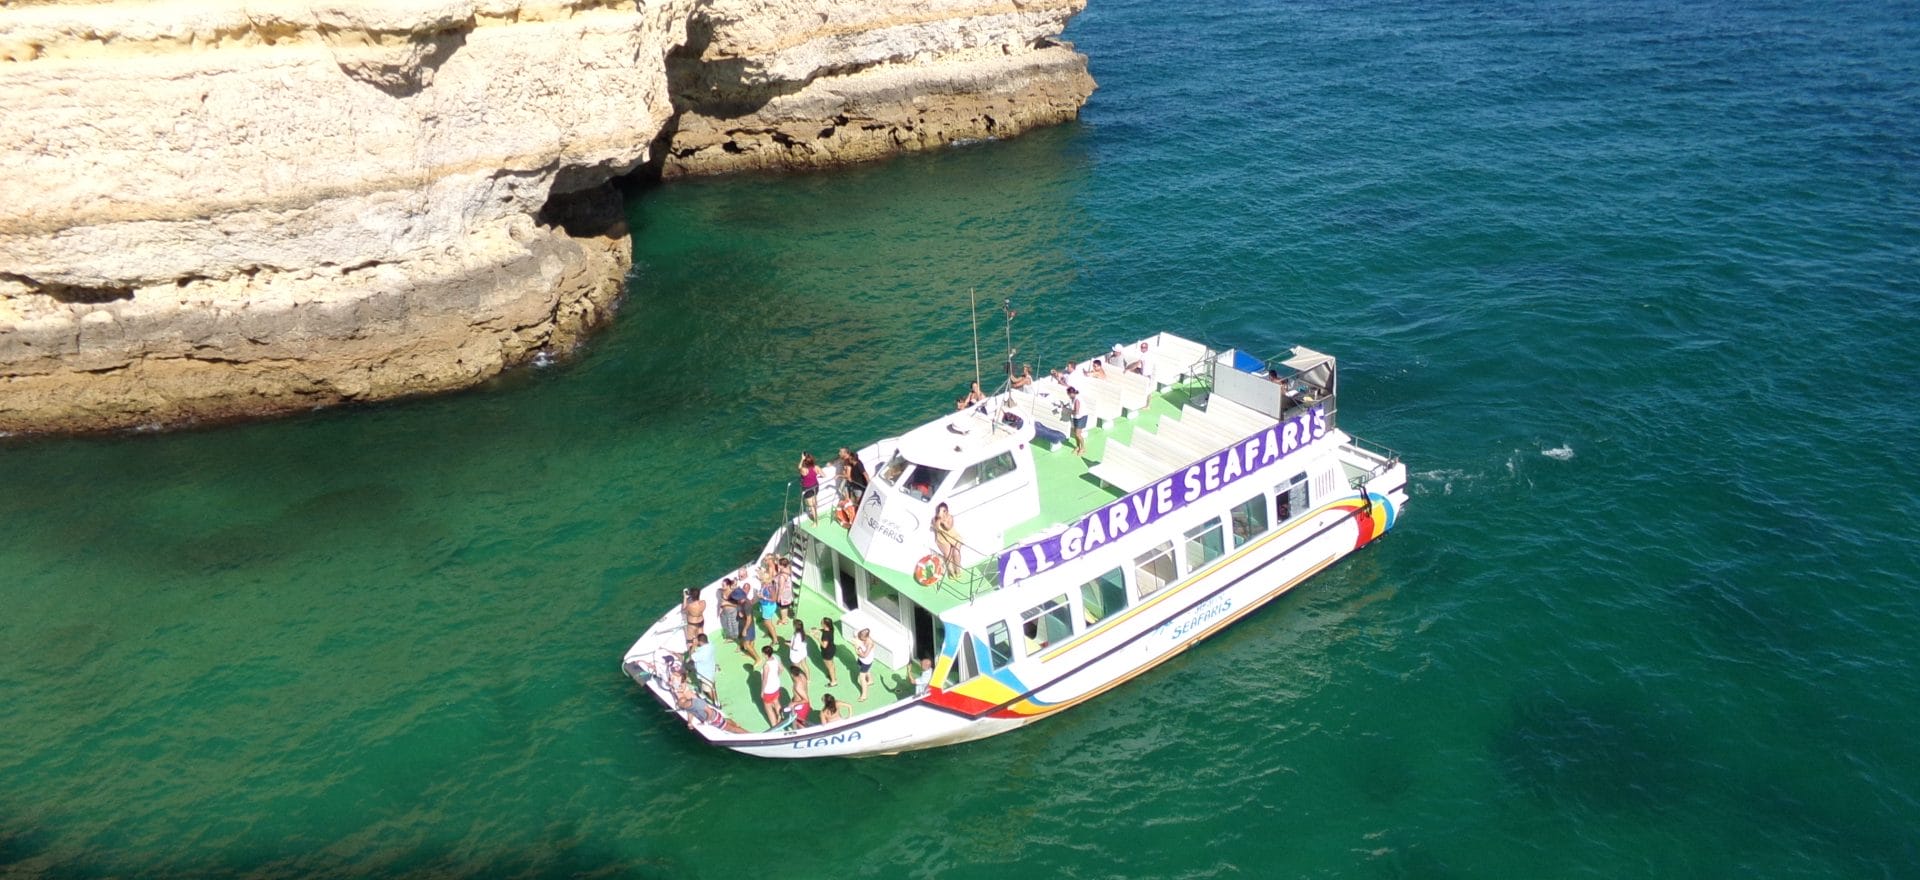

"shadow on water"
[1491,686,1700,814]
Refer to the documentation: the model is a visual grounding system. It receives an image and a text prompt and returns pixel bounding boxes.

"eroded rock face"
[662,0,1094,176]
[0,0,1092,436]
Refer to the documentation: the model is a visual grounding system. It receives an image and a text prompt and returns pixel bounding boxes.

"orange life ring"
[913,554,945,586]
[834,499,856,528]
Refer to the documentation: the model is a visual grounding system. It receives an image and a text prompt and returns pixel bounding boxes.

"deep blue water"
[3,0,1918,876]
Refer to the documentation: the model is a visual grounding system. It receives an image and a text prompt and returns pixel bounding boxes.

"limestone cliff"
[0,0,1092,435]
[661,0,1093,177]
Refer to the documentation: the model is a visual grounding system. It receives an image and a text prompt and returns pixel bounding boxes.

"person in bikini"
[758,645,784,728]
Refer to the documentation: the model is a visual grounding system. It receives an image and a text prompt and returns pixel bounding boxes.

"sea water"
[3,0,1918,875]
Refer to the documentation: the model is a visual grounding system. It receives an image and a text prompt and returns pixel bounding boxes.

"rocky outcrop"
[0,0,1092,436]
[661,0,1093,177]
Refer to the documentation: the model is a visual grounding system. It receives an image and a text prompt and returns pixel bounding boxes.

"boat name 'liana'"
[998,405,1327,584]
[792,730,863,751]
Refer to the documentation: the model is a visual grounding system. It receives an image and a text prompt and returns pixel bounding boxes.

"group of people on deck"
[677,575,888,732]
[1041,340,1155,456]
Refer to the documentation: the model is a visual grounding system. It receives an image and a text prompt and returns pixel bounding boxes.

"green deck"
[793,381,1209,615]
[704,580,915,733]
[708,382,1212,732]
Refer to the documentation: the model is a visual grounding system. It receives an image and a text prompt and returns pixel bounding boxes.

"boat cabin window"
[1020,594,1074,654]
[867,579,906,627]
[1080,567,1129,626]
[952,451,1017,494]
[879,454,951,501]
[1184,517,1225,571]
[1275,472,1310,523]
[984,621,1015,671]
[1230,493,1269,548]
[944,631,980,687]
[1135,541,1178,600]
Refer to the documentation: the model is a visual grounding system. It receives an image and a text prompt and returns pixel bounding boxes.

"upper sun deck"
[794,337,1351,618]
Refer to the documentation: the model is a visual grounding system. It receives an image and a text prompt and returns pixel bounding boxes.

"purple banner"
[997,405,1328,586]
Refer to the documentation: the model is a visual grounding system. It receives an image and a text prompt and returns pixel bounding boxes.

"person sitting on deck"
[963,381,986,408]
[1010,363,1034,390]
[1132,341,1154,379]
[678,691,746,733]
[1087,358,1107,380]
[820,693,849,724]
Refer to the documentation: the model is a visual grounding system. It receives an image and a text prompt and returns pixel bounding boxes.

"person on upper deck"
[932,502,964,574]
[837,447,868,504]
[798,452,822,522]
[1132,341,1154,380]
[1068,386,1087,456]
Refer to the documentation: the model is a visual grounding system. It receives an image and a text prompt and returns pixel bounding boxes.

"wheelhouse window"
[953,451,1017,493]
[877,454,950,501]
[1184,517,1225,571]
[1230,493,1269,548]
[1080,567,1129,626]
[1135,541,1178,600]
[1276,472,1310,522]
[984,621,1015,671]
[1020,594,1074,654]
[880,452,910,485]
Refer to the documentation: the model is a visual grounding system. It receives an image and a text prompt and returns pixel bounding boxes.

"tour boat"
[621,332,1407,757]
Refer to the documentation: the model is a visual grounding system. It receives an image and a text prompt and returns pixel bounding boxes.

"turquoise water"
[5,0,1920,875]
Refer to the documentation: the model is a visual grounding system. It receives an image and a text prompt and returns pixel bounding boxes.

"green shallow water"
[5,0,1920,876]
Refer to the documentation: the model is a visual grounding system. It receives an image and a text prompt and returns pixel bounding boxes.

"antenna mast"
[970,287,981,391]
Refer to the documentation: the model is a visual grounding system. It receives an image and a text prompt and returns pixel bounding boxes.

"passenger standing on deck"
[798,452,822,522]
[932,502,964,574]
[914,658,934,697]
[787,617,809,673]
[817,617,841,687]
[837,447,868,504]
[788,665,811,728]
[773,557,796,624]
[755,574,780,641]
[725,578,755,657]
[855,629,877,702]
[682,588,707,646]
[690,633,719,705]
[1068,386,1087,456]
[759,645,785,728]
